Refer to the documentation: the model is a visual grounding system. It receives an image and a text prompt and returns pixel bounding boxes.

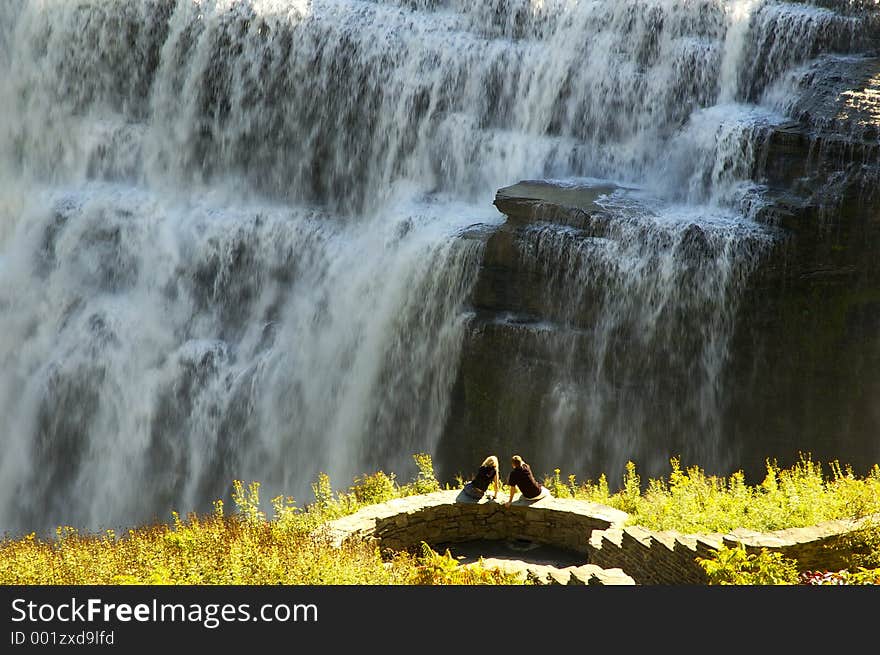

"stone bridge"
[324,490,872,585]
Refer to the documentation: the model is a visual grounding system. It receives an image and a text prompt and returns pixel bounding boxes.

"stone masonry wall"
[324,490,877,584]
[325,490,628,555]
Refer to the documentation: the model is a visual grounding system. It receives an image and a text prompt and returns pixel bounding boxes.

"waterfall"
[0,0,874,534]
[504,191,774,480]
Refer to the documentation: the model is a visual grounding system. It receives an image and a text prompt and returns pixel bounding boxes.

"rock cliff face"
[439,55,880,487]
[727,55,880,481]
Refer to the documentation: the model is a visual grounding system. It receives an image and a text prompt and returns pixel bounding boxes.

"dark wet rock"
[437,56,880,487]
[678,223,711,262]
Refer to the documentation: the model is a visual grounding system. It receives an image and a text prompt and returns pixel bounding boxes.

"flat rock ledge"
[322,490,878,585]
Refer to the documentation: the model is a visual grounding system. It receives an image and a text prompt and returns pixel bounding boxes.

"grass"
[1,452,879,585]
[542,453,880,533]
[0,454,522,585]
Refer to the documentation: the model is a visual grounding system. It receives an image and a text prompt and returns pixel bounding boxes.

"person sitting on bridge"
[505,454,552,507]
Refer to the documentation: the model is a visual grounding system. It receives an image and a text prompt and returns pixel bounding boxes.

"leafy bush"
[406,543,524,585]
[403,453,441,495]
[545,468,580,499]
[697,545,800,585]
[800,568,880,585]
[349,471,398,506]
[232,480,265,525]
[802,517,880,584]
[835,518,880,569]
[551,454,880,534]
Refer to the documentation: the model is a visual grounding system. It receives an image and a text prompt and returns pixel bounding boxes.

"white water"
[512,189,774,478]
[0,0,873,534]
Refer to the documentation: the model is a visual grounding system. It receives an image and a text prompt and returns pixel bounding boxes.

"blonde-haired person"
[462,455,500,501]
[504,454,552,507]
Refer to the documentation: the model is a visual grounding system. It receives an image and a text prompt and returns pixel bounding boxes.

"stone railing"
[324,490,876,584]
[324,490,627,554]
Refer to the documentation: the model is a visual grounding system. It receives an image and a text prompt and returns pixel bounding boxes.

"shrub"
[836,519,880,570]
[554,453,880,534]
[310,472,346,519]
[544,468,579,499]
[697,545,800,585]
[800,568,880,585]
[349,470,398,506]
[406,543,523,585]
[618,461,643,515]
[401,453,441,495]
[232,480,264,525]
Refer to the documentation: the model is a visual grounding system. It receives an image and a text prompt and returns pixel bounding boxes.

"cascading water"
[494,185,780,482]
[0,0,875,535]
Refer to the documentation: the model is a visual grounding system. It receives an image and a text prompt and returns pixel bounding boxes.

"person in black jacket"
[462,455,500,500]
[505,454,552,507]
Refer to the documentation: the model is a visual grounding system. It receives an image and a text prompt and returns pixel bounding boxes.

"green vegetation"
[796,518,880,585]
[543,453,880,533]
[543,453,880,585]
[1,453,878,585]
[697,545,801,585]
[0,454,520,585]
[695,526,880,586]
